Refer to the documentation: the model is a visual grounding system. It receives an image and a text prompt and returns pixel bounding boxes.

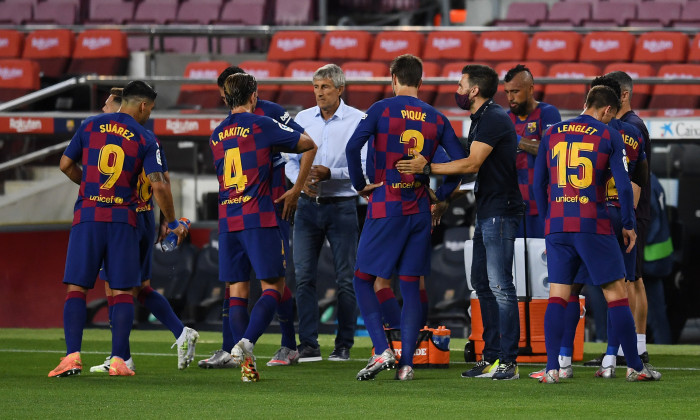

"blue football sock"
[221,288,234,352]
[605,311,619,356]
[229,297,249,346]
[399,276,421,368]
[376,287,401,329]
[544,297,567,372]
[243,289,281,345]
[111,294,134,360]
[138,286,184,340]
[419,289,429,328]
[64,291,87,354]
[107,295,114,329]
[353,270,389,353]
[559,295,580,358]
[608,298,643,371]
[277,286,297,349]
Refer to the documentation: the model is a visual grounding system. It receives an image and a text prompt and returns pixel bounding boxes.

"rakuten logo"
[9,118,42,132]
[432,37,461,50]
[662,73,694,80]
[247,69,270,78]
[482,38,513,52]
[329,37,358,50]
[291,69,314,78]
[277,38,306,52]
[166,119,199,134]
[31,37,59,51]
[536,39,566,52]
[188,69,218,79]
[82,37,112,50]
[589,39,620,53]
[554,72,587,79]
[0,67,22,80]
[380,39,408,53]
[345,69,375,77]
[0,38,9,48]
[643,40,673,53]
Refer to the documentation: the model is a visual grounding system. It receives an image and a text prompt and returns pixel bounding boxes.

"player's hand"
[431,201,449,228]
[167,222,188,246]
[274,188,301,221]
[357,182,383,198]
[427,188,439,204]
[309,165,331,182]
[622,228,637,254]
[395,150,427,174]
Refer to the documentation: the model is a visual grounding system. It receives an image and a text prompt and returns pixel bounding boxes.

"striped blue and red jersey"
[210,111,301,233]
[346,95,466,219]
[605,118,646,207]
[135,130,169,213]
[533,114,634,235]
[253,99,304,205]
[508,102,561,216]
[63,112,162,227]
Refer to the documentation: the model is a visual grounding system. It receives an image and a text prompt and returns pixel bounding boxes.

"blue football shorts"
[546,231,626,287]
[99,210,156,284]
[218,227,286,283]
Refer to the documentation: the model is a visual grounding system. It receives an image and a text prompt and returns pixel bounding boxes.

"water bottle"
[161,217,190,252]
[431,325,451,351]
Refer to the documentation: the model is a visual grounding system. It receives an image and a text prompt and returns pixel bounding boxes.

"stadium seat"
[0,2,32,25]
[583,2,636,27]
[174,1,221,24]
[22,29,74,79]
[542,62,601,111]
[633,32,689,68]
[176,61,231,110]
[493,61,547,107]
[133,0,178,24]
[341,61,388,110]
[688,34,700,63]
[648,64,700,110]
[274,0,314,25]
[433,62,469,109]
[0,59,40,102]
[672,2,700,27]
[318,31,373,64]
[276,60,329,109]
[603,63,655,109]
[473,31,528,66]
[423,31,477,65]
[579,32,636,67]
[67,30,128,76]
[0,30,24,59]
[629,1,682,27]
[369,31,424,63]
[267,31,321,64]
[527,31,581,63]
[540,1,591,26]
[29,1,78,25]
[414,60,440,105]
[493,2,548,27]
[238,60,284,102]
[217,0,267,25]
[87,1,135,24]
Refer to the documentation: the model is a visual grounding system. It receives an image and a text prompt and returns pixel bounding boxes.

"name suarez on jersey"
[99,123,135,140]
[556,124,598,135]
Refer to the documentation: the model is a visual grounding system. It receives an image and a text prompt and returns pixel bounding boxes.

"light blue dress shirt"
[285,99,366,198]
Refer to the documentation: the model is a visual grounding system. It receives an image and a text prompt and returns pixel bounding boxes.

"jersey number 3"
[552,142,593,189]
[400,129,425,157]
[224,147,248,192]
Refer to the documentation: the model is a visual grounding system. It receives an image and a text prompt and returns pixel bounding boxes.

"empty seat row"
[266,30,700,68]
[496,0,700,27]
[0,29,128,78]
[174,59,700,112]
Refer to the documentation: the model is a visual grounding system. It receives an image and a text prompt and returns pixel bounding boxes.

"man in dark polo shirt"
[396,64,523,380]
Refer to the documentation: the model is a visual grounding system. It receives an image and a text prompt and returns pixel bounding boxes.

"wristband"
[167,220,179,230]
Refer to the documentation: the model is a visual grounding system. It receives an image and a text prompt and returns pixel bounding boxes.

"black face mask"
[454,92,471,110]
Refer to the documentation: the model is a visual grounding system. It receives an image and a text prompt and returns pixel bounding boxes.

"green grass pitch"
[1,328,698,419]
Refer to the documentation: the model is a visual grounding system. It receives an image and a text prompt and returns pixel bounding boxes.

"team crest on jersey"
[277,122,294,132]
[361,113,368,119]
[526,122,537,134]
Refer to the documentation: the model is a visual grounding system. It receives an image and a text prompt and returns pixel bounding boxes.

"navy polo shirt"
[467,100,523,218]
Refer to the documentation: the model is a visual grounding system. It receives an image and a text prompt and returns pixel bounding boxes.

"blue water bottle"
[161,217,190,252]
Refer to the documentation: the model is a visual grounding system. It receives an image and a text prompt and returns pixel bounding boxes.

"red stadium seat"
[238,60,284,102]
[318,31,373,64]
[22,29,74,79]
[267,31,321,64]
[648,64,700,110]
[0,2,33,25]
[493,2,548,26]
[67,30,128,76]
[414,61,440,105]
[176,61,231,110]
[342,61,388,110]
[583,2,637,27]
[217,0,267,25]
[672,2,700,27]
[277,60,330,109]
[87,1,135,24]
[29,1,79,25]
[542,62,600,110]
[633,32,689,67]
[0,30,24,59]
[0,59,40,102]
[541,1,591,26]
[174,1,221,24]
[133,0,178,24]
[493,61,547,107]
[527,31,581,63]
[473,31,528,66]
[423,31,477,65]
[579,32,636,67]
[370,31,424,63]
[433,62,470,109]
[630,1,682,27]
[603,63,655,109]
[688,34,700,63]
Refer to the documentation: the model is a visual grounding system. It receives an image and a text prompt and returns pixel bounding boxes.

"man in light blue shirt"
[285,63,366,362]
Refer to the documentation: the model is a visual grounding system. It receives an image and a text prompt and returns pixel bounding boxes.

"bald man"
[503,64,561,238]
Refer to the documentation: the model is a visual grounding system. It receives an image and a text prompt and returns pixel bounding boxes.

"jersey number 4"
[552,142,593,189]
[224,147,248,192]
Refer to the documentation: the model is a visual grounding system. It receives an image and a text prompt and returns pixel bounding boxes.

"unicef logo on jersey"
[277,122,294,132]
